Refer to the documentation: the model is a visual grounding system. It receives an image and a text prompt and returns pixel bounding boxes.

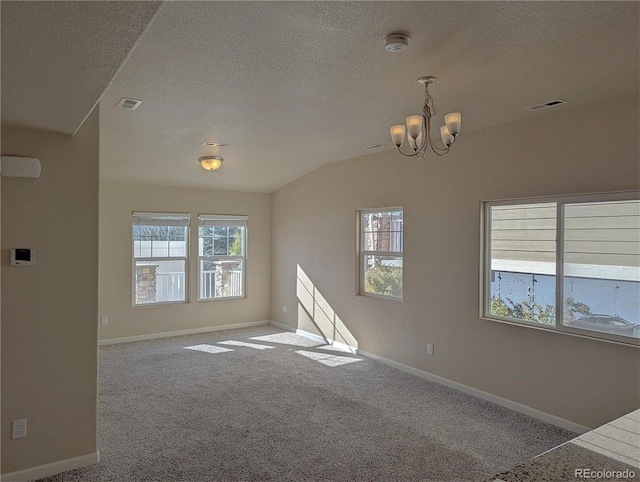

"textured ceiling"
[3,2,639,192]
[1,1,162,135]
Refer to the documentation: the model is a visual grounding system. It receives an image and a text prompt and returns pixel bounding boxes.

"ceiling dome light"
[199,156,223,171]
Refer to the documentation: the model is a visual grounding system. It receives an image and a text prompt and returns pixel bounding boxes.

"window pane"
[200,258,244,299]
[363,255,403,298]
[363,210,403,253]
[213,237,228,255]
[134,260,186,304]
[562,200,640,338]
[199,226,213,256]
[489,203,556,325]
[134,225,187,259]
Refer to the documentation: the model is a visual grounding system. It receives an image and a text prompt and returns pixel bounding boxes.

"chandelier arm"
[430,141,452,154]
[429,143,450,157]
[424,115,451,154]
[394,145,421,157]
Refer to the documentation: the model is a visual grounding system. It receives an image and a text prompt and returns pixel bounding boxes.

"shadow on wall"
[296,264,358,349]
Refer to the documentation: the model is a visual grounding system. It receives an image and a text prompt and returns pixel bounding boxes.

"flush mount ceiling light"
[199,156,223,171]
[390,76,461,158]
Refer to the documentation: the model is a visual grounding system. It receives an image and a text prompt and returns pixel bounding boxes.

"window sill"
[479,315,640,348]
[132,300,188,308]
[358,293,403,304]
[198,295,246,302]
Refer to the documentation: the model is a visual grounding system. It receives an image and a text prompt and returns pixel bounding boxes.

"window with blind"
[198,214,247,300]
[358,208,403,301]
[482,192,639,345]
[132,212,190,306]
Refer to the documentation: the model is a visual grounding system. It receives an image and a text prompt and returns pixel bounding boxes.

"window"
[133,212,190,306]
[359,208,403,300]
[198,214,247,300]
[482,193,639,345]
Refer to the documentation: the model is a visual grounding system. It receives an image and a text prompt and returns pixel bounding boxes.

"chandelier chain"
[422,86,437,120]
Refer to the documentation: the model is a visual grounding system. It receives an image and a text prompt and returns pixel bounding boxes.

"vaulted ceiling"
[2,1,638,193]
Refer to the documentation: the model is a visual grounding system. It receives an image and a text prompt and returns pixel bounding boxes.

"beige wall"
[1,108,100,473]
[270,94,640,429]
[99,182,271,340]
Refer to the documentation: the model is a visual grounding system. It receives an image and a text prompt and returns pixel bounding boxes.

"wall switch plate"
[101,316,109,325]
[426,344,434,356]
[283,305,287,313]
[12,419,27,439]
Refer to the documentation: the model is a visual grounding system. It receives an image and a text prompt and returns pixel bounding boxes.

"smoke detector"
[385,34,409,52]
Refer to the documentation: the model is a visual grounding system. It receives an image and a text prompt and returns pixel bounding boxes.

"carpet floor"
[40,325,575,481]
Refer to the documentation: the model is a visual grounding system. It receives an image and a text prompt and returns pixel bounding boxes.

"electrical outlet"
[12,419,27,439]
[426,343,434,356]
[101,316,109,325]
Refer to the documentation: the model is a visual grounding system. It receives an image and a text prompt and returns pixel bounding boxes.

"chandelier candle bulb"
[406,115,423,139]
[444,112,461,136]
[390,125,406,147]
[440,125,454,147]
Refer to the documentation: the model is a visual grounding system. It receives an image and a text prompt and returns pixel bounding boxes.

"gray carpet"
[40,325,575,481]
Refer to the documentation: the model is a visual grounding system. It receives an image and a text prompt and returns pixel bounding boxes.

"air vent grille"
[116,98,142,110]
[526,99,568,112]
[201,141,229,148]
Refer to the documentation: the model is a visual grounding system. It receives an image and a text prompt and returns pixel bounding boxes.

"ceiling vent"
[116,98,142,110]
[525,99,568,112]
[201,141,229,147]
[363,144,385,150]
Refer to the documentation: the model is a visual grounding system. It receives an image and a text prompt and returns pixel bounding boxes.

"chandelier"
[390,76,461,158]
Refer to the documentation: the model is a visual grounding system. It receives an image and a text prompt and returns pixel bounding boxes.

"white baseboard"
[99,320,270,345]
[269,320,296,332]
[1,451,99,482]
[293,328,591,434]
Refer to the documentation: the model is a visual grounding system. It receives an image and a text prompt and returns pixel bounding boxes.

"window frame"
[132,212,190,308]
[480,191,639,347]
[197,214,248,301]
[358,207,404,302]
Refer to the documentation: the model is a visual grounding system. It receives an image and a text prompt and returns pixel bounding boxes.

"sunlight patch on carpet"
[250,332,322,347]
[317,344,356,354]
[295,350,363,367]
[218,340,274,350]
[184,344,233,354]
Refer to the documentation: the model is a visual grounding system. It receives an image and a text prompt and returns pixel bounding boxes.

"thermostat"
[11,249,36,266]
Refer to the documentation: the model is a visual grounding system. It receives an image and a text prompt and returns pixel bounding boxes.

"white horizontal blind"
[198,214,248,227]
[133,212,190,226]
